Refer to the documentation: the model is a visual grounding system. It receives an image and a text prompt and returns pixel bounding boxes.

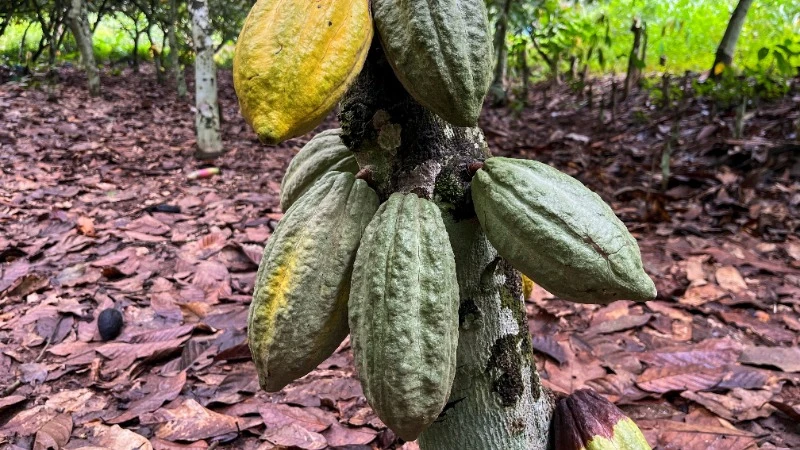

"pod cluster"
[249,130,656,442]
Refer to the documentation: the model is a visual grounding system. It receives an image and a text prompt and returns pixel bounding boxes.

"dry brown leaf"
[32,414,72,450]
[89,422,153,450]
[715,266,748,293]
[681,388,776,421]
[262,423,327,450]
[152,399,259,441]
[739,346,800,372]
[636,365,723,394]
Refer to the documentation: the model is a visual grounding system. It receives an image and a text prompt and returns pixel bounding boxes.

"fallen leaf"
[33,413,72,450]
[739,346,800,372]
[715,266,748,293]
[262,423,327,450]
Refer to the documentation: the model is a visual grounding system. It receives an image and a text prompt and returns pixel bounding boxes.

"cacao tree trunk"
[189,0,223,158]
[66,0,101,96]
[169,0,188,98]
[340,41,554,450]
[488,0,512,106]
[711,0,754,78]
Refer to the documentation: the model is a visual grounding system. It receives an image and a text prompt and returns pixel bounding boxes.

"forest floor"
[1,66,799,450]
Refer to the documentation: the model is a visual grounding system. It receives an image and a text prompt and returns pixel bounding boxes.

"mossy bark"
[340,40,554,450]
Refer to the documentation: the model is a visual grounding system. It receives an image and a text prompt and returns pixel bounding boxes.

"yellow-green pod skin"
[471,157,656,304]
[554,389,651,450]
[349,193,459,441]
[233,0,372,144]
[280,129,360,212]
[249,172,379,392]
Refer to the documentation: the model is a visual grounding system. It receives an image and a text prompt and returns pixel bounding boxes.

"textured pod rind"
[280,129,360,211]
[233,0,372,144]
[249,172,379,392]
[373,0,493,126]
[349,193,460,441]
[554,389,651,450]
[472,157,657,304]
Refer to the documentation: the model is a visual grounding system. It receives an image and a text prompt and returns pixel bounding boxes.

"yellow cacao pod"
[233,0,372,144]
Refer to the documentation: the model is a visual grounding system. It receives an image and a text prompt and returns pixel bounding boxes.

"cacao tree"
[189,0,223,158]
[235,0,657,448]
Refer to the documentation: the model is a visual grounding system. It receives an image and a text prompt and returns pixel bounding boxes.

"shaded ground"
[0,66,799,449]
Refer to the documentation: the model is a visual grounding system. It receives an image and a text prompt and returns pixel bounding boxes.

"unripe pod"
[471,157,656,304]
[249,172,379,391]
[349,193,460,441]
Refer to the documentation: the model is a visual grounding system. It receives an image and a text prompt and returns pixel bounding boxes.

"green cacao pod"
[471,157,656,304]
[554,389,651,450]
[280,129,360,211]
[373,0,493,126]
[249,172,379,392]
[349,193,459,441]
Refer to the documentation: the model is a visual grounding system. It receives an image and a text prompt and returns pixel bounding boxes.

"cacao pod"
[249,172,379,391]
[471,157,656,304]
[349,193,459,441]
[372,0,493,126]
[280,129,360,211]
[554,389,651,450]
[233,0,372,144]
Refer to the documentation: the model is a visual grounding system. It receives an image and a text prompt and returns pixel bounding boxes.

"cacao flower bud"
[554,389,651,450]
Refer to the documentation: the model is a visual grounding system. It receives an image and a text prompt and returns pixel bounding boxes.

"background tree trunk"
[340,41,555,450]
[711,0,754,77]
[189,0,223,158]
[66,0,100,96]
[488,0,512,106]
[623,17,644,99]
[168,0,188,98]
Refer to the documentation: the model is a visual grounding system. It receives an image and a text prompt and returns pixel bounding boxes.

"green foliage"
[492,0,799,83]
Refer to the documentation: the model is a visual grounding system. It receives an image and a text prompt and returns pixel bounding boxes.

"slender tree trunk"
[340,41,554,450]
[66,0,100,96]
[623,18,643,99]
[520,41,530,106]
[189,0,223,158]
[168,0,188,98]
[488,0,512,106]
[711,0,754,77]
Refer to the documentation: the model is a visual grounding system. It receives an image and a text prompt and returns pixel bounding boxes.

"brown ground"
[0,66,798,449]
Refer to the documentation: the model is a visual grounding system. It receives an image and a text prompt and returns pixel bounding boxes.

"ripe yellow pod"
[233,0,372,145]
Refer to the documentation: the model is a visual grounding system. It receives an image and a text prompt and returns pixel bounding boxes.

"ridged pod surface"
[373,0,493,126]
[249,172,379,391]
[233,0,372,144]
[349,193,459,441]
[280,129,360,211]
[472,157,657,304]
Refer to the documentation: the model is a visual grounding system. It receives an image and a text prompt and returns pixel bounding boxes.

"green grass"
[569,0,800,73]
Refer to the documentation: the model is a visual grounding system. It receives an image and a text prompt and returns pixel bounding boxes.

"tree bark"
[488,0,512,106]
[623,18,643,100]
[168,0,188,98]
[711,0,754,77]
[66,0,100,95]
[189,0,223,158]
[340,40,554,450]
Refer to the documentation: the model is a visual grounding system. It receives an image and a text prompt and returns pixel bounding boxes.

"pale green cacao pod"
[373,0,493,126]
[280,129,360,211]
[349,193,459,441]
[471,157,657,304]
[249,172,379,391]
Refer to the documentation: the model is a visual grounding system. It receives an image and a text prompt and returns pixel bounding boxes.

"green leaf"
[757,47,770,60]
